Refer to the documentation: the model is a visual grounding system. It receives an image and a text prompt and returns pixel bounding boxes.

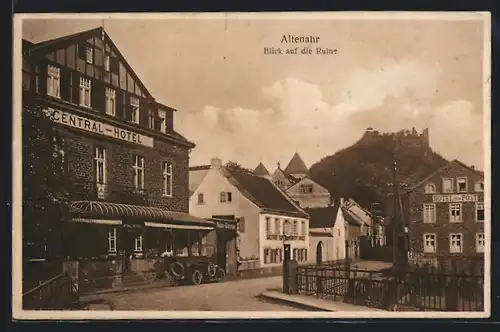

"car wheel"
[170,261,185,279]
[215,268,226,282]
[191,269,203,285]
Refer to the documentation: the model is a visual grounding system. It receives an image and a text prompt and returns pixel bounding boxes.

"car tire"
[215,268,226,282]
[170,261,185,279]
[191,269,203,285]
[207,263,217,277]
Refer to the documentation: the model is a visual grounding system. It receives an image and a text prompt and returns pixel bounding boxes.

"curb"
[257,293,332,312]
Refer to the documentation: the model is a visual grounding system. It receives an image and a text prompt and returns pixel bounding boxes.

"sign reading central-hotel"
[46,108,154,148]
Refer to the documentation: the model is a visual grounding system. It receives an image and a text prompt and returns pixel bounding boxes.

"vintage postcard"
[12,12,491,320]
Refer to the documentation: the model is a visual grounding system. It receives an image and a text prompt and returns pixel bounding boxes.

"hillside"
[308,129,449,211]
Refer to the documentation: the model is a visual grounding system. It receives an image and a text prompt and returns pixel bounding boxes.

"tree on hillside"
[22,92,75,261]
[309,132,448,211]
[225,160,254,173]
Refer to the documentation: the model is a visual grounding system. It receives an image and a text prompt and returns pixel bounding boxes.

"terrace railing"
[71,181,149,206]
[296,264,484,311]
[22,272,79,310]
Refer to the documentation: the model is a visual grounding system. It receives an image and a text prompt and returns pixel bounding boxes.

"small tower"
[253,162,271,179]
[284,152,308,179]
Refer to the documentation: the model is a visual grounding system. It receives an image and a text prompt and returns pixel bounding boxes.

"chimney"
[211,157,222,169]
[471,165,475,170]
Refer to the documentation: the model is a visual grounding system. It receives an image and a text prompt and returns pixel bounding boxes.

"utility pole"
[392,159,398,267]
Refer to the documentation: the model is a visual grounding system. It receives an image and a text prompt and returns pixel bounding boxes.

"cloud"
[176,57,483,171]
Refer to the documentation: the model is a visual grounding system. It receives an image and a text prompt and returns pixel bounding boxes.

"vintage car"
[156,255,226,285]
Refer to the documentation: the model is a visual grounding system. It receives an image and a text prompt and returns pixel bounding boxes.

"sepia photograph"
[12,12,491,319]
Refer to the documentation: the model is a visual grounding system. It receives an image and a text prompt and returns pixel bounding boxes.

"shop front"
[62,200,216,292]
[209,216,239,276]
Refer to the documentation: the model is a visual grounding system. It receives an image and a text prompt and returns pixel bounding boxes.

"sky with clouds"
[21,14,488,172]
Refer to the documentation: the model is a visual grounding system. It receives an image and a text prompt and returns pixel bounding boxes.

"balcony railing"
[71,181,149,206]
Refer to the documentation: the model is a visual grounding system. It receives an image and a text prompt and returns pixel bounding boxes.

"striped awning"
[69,200,214,228]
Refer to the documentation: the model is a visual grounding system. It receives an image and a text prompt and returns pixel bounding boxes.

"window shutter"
[115,89,124,118]
[78,43,86,59]
[91,79,105,113]
[71,72,80,105]
[60,67,71,101]
[38,61,48,96]
[110,57,119,73]
[166,110,174,133]
[139,98,148,126]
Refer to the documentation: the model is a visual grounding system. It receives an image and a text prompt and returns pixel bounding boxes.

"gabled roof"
[408,159,484,191]
[284,152,308,175]
[189,165,211,171]
[273,167,299,185]
[25,27,154,100]
[286,175,329,193]
[305,205,340,229]
[222,167,308,218]
[341,207,363,227]
[253,162,270,176]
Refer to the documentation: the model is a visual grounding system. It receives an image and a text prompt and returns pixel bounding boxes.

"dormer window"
[86,46,93,64]
[424,183,436,194]
[47,65,60,98]
[130,97,140,124]
[104,55,110,71]
[158,109,167,133]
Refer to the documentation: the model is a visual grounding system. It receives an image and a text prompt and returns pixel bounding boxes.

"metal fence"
[296,264,484,311]
[22,272,79,310]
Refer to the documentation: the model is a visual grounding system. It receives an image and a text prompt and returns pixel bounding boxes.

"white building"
[189,158,310,274]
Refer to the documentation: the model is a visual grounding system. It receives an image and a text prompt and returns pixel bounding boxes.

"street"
[106,276,304,311]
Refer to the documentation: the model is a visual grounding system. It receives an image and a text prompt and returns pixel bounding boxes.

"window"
[423,233,436,253]
[197,193,204,205]
[475,181,484,192]
[476,233,485,253]
[300,221,305,236]
[238,217,245,233]
[423,204,436,223]
[266,217,272,234]
[158,109,167,133]
[449,233,463,253]
[148,109,155,129]
[130,97,140,124]
[274,219,281,235]
[293,248,298,260]
[79,77,91,108]
[105,87,116,116]
[476,202,485,222]
[299,184,313,194]
[108,228,117,253]
[449,203,462,223]
[457,177,468,193]
[442,178,454,193]
[85,46,93,64]
[163,161,173,196]
[264,249,271,264]
[132,155,145,190]
[275,249,281,263]
[47,65,60,98]
[220,192,231,203]
[104,55,110,71]
[425,183,436,194]
[94,147,106,184]
[293,220,298,236]
[134,235,143,252]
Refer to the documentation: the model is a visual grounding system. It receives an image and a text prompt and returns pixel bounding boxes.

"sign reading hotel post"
[44,108,154,148]
[432,194,479,203]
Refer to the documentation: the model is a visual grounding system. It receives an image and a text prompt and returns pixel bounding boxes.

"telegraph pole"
[392,159,398,267]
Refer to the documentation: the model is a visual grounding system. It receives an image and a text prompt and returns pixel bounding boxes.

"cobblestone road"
[109,276,304,311]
